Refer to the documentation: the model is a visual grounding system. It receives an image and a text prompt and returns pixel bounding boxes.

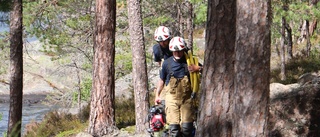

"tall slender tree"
[280,16,286,80]
[305,20,311,56]
[88,0,118,136]
[186,1,194,51]
[127,0,150,134]
[197,0,271,136]
[196,0,236,136]
[233,0,271,136]
[7,0,23,136]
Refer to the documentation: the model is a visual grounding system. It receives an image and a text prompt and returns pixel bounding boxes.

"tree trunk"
[309,20,317,36]
[311,0,319,5]
[127,0,150,134]
[233,0,270,136]
[8,0,23,136]
[186,1,193,51]
[177,0,184,36]
[305,20,311,57]
[309,0,318,36]
[196,0,236,136]
[281,0,292,60]
[275,39,280,57]
[74,61,81,111]
[285,23,293,60]
[280,17,286,80]
[298,20,307,44]
[88,0,118,136]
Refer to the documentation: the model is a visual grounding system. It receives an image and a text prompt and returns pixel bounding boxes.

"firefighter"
[153,26,173,107]
[152,26,173,137]
[153,26,173,66]
[155,36,201,137]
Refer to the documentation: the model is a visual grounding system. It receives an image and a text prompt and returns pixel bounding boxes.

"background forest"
[0,0,320,136]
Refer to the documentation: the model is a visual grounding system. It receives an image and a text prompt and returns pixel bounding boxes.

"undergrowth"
[271,49,320,84]
[23,94,141,137]
[24,111,87,137]
[115,96,135,129]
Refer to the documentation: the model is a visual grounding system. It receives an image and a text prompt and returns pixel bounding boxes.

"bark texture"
[196,1,236,137]
[8,0,23,136]
[197,0,271,136]
[88,0,117,136]
[127,0,150,134]
[233,0,271,136]
[186,1,193,50]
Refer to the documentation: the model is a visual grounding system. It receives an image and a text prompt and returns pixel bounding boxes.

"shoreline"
[0,94,47,104]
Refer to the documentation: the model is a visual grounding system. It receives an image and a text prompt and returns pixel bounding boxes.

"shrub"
[24,111,87,137]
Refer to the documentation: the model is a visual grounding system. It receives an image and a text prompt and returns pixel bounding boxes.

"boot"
[169,124,180,137]
[181,122,194,137]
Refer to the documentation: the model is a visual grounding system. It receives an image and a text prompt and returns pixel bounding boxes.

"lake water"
[1,17,47,136]
[0,25,8,32]
[0,12,9,33]
[0,25,37,42]
[0,13,62,136]
[0,103,56,136]
[0,24,9,38]
[0,14,37,42]
[1,14,54,136]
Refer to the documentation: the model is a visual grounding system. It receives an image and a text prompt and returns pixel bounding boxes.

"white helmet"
[169,37,186,52]
[154,26,171,42]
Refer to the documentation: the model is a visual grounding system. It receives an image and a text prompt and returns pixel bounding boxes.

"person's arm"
[154,79,164,105]
[153,45,162,64]
[188,64,202,73]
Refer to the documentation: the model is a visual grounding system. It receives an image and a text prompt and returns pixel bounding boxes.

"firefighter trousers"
[165,76,194,125]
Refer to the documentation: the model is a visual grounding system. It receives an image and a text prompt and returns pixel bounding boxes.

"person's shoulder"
[163,56,173,65]
[152,43,160,49]
[153,44,161,53]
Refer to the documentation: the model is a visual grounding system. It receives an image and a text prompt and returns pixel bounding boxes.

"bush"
[115,95,136,128]
[24,111,87,137]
